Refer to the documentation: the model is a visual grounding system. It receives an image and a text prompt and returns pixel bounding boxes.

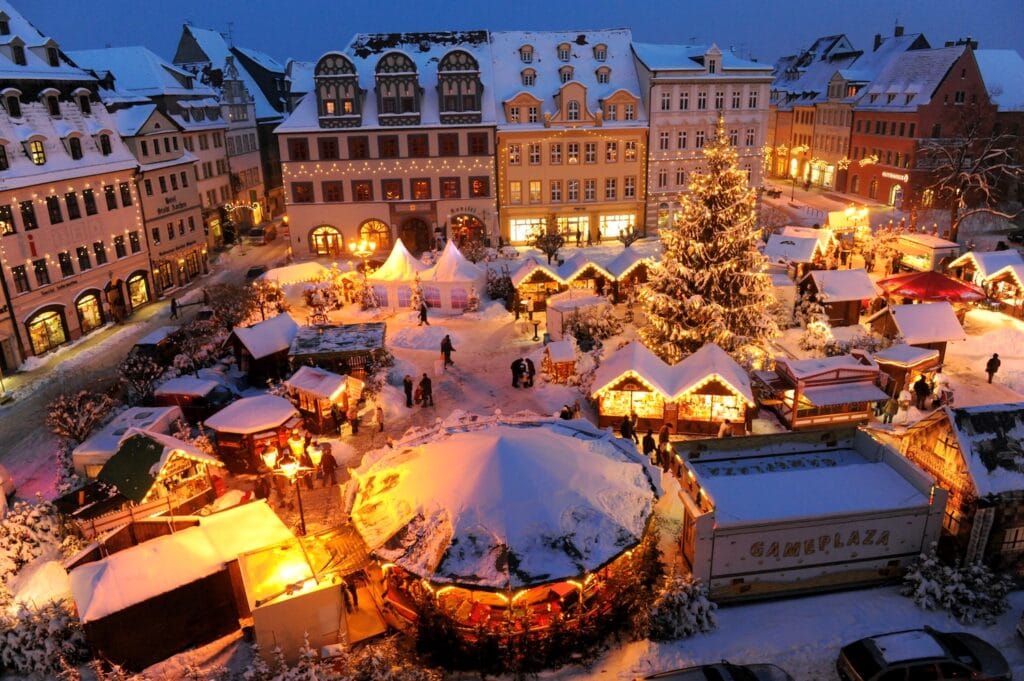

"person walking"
[718,419,733,438]
[510,358,523,388]
[619,415,633,442]
[347,404,360,435]
[419,373,434,407]
[169,297,179,320]
[374,404,384,432]
[573,400,582,419]
[882,397,899,425]
[403,375,414,408]
[575,228,582,248]
[629,410,640,443]
[642,428,657,464]
[913,375,931,410]
[986,353,1001,384]
[658,422,672,450]
[319,447,337,487]
[523,357,536,388]
[441,334,455,368]
[418,300,430,326]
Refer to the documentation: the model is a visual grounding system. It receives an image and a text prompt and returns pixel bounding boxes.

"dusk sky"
[36,0,1024,67]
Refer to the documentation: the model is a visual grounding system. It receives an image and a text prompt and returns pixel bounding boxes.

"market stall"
[366,238,428,310]
[947,249,1024,292]
[985,263,1024,317]
[288,322,387,377]
[258,262,331,287]
[152,376,238,423]
[876,270,986,304]
[799,269,877,326]
[422,240,486,312]
[606,248,652,302]
[541,340,576,383]
[873,344,941,397]
[591,342,756,435]
[349,415,657,642]
[763,226,832,278]
[896,233,960,272]
[545,289,613,342]
[867,302,965,363]
[284,366,364,434]
[72,406,185,478]
[510,257,566,312]
[557,253,614,296]
[227,313,299,385]
[204,395,302,473]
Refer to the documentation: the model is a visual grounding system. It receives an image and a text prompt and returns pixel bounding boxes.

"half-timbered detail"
[314,52,362,128]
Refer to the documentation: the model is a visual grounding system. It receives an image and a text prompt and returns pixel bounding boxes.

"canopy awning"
[877,270,986,303]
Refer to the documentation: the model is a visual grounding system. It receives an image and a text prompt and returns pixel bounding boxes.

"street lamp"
[348,238,377,273]
[262,445,309,536]
[789,144,809,203]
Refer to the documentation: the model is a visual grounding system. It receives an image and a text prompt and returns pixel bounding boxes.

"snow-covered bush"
[902,545,1013,625]
[46,390,116,444]
[355,273,379,310]
[485,265,514,308]
[563,307,622,349]
[172,419,216,458]
[0,499,82,580]
[642,572,718,641]
[0,600,88,676]
[55,440,80,496]
[460,239,488,264]
[118,353,166,405]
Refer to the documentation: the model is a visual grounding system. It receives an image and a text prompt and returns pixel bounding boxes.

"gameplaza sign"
[749,527,890,559]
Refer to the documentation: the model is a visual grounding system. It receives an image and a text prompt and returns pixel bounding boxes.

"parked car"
[836,627,1010,681]
[1006,228,1024,244]
[638,662,793,681]
[245,265,268,280]
[246,224,277,245]
[130,326,180,365]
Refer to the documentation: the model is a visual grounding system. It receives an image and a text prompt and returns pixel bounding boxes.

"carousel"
[348,415,658,641]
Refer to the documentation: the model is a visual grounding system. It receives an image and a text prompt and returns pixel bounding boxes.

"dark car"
[130,326,180,365]
[1006,228,1024,244]
[245,265,268,280]
[836,627,1011,681]
[638,662,793,681]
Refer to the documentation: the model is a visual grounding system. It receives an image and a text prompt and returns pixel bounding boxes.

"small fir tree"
[640,114,778,365]
[409,272,424,311]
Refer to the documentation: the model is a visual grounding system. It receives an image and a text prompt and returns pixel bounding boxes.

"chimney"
[894,25,904,37]
[874,33,882,51]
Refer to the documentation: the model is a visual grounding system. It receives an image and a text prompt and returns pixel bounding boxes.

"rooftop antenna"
[226,21,234,47]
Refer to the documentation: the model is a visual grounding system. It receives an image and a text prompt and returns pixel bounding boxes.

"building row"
[276,29,774,256]
[767,26,1024,212]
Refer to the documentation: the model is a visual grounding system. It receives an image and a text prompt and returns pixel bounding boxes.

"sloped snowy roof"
[763,232,821,263]
[873,343,939,367]
[72,407,184,463]
[803,268,878,302]
[557,252,614,282]
[944,403,1024,496]
[975,49,1024,111]
[546,289,610,315]
[197,501,294,563]
[289,322,386,358]
[592,341,675,397]
[258,261,330,285]
[368,238,428,282]
[284,365,348,401]
[204,395,298,434]
[854,45,965,111]
[426,241,486,283]
[869,302,966,345]
[988,263,1024,289]
[351,419,656,588]
[0,1,93,80]
[632,43,772,73]
[113,103,157,137]
[544,340,575,363]
[948,249,1024,280]
[154,376,220,398]
[97,428,223,502]
[510,257,565,287]
[231,313,299,360]
[285,59,316,94]
[672,343,755,405]
[780,354,876,380]
[234,46,285,73]
[68,47,213,97]
[605,248,652,279]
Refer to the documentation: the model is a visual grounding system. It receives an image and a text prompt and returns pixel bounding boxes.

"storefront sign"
[749,528,890,559]
[157,195,189,216]
[449,205,481,216]
[881,171,909,182]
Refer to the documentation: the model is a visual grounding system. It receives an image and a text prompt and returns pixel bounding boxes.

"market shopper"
[441,334,455,367]
[419,373,434,407]
[986,353,1001,384]
[418,300,430,326]
[913,375,932,410]
[403,374,414,408]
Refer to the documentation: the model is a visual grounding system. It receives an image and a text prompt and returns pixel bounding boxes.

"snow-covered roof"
[605,248,652,279]
[136,325,179,346]
[544,340,575,363]
[234,46,285,73]
[97,428,223,501]
[425,240,485,283]
[290,322,386,358]
[0,1,93,80]
[204,395,298,434]
[872,630,946,664]
[368,238,428,282]
[873,344,940,367]
[284,365,348,401]
[900,233,960,250]
[68,47,214,97]
[69,501,291,622]
[113,103,158,137]
[800,383,888,407]
[231,313,299,360]
[854,45,966,111]
[593,341,754,405]
[869,302,966,345]
[632,43,772,74]
[351,418,656,589]
[258,261,330,285]
[947,249,1024,280]
[975,49,1024,112]
[557,252,614,282]
[780,354,875,380]
[803,268,877,302]
[546,289,609,312]
[763,232,822,264]
[988,263,1024,289]
[691,446,928,526]
[510,256,565,288]
[72,407,184,463]
[285,58,316,94]
[942,403,1024,496]
[154,376,220,398]
[489,29,646,127]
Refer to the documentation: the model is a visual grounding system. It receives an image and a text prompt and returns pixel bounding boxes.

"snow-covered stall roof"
[592,341,675,397]
[870,302,966,345]
[546,289,609,312]
[544,340,576,363]
[899,233,960,254]
[803,268,877,302]
[69,501,291,622]
[763,232,822,264]
[73,407,185,465]
[975,49,1024,112]
[671,343,755,405]
[799,383,888,407]
[510,257,565,288]
[154,376,220,398]
[826,210,867,231]
[289,322,386,358]
[231,314,299,360]
[351,418,656,589]
[425,240,485,283]
[557,253,614,282]
[97,429,223,503]
[947,249,1024,281]
[135,325,179,347]
[368,238,427,282]
[989,263,1024,290]
[873,344,940,367]
[780,354,876,381]
[605,248,652,279]
[944,403,1024,496]
[258,262,330,286]
[284,365,348,401]
[204,395,298,434]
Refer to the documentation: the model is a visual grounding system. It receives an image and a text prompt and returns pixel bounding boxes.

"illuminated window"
[28,140,45,165]
[567,100,580,121]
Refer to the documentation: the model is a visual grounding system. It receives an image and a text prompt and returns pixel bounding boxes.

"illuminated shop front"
[311,225,344,257]
[25,306,69,355]
[75,291,105,335]
[510,257,566,312]
[126,272,151,310]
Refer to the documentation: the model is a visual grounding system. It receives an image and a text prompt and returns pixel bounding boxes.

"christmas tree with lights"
[639,114,778,365]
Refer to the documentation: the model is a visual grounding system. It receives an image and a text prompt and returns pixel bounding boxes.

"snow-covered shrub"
[0,601,88,676]
[362,350,396,399]
[118,353,166,405]
[172,419,216,458]
[901,545,1013,625]
[55,440,80,496]
[563,307,622,349]
[46,390,116,444]
[206,283,258,330]
[0,499,82,580]
[643,572,718,641]
[485,265,514,308]
[460,239,488,264]
[355,273,379,310]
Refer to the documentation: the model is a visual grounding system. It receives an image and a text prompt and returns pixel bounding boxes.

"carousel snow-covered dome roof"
[351,417,657,589]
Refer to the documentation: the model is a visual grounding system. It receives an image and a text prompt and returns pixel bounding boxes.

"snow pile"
[902,545,1013,625]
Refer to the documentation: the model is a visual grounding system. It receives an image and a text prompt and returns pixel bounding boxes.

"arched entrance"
[310,225,343,257]
[126,270,151,311]
[358,219,392,250]
[25,305,69,356]
[450,214,485,247]
[889,184,903,207]
[74,289,105,335]
[400,217,431,253]
[105,276,127,323]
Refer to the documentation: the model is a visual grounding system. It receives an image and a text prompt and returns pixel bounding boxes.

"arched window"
[596,67,611,84]
[28,140,45,165]
[519,46,533,63]
[359,219,391,250]
[559,66,574,84]
[75,290,105,334]
[310,224,343,257]
[521,69,536,87]
[25,306,68,355]
[567,100,580,121]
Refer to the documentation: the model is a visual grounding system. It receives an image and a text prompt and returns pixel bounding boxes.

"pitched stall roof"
[948,249,1024,281]
[605,248,652,279]
[763,232,823,264]
[231,313,299,360]
[510,257,565,287]
[97,429,223,504]
[557,252,614,282]
[943,403,1024,496]
[873,343,940,367]
[868,302,966,344]
[803,268,877,302]
[204,395,298,434]
[289,322,387,358]
[284,365,354,401]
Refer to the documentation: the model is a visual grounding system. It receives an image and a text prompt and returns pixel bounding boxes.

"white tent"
[545,289,613,341]
[367,238,428,309]
[259,262,330,286]
[421,240,486,312]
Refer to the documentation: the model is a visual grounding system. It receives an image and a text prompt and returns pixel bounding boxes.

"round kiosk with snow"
[349,414,660,666]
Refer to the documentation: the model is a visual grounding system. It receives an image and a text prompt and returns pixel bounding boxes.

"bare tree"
[918,103,1024,242]
[46,391,115,443]
[531,214,564,264]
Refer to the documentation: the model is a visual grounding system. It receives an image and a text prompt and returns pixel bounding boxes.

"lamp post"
[262,445,308,536]
[789,144,809,203]
[348,238,377,274]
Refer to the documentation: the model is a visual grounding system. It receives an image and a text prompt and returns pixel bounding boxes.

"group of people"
[877,370,954,424]
[403,373,435,407]
[558,402,582,420]
[511,357,536,388]
[254,428,339,506]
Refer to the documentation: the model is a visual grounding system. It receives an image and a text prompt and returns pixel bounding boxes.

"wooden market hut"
[897,233,961,272]
[947,249,1024,291]
[763,226,832,278]
[873,344,941,396]
[284,365,364,434]
[557,253,615,296]
[152,376,238,423]
[227,313,299,385]
[986,263,1024,318]
[510,257,566,312]
[799,268,877,326]
[541,340,576,383]
[204,395,301,473]
[752,353,887,430]
[591,342,756,436]
[606,248,652,302]
[545,289,613,342]
[867,302,966,363]
[900,403,1024,569]
[288,322,387,378]
[72,406,184,478]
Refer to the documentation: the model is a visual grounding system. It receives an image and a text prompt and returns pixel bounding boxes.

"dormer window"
[559,66,574,84]
[68,137,82,160]
[708,58,717,74]
[46,47,59,68]
[28,140,45,165]
[11,45,25,66]
[99,134,111,156]
[521,69,535,86]
[0,18,9,36]
[5,95,20,118]
[46,96,59,117]
[596,67,611,84]
[0,145,8,171]
[567,100,580,121]
[78,94,91,115]
[324,100,336,115]
[594,44,607,62]
[557,44,571,62]
[519,46,533,63]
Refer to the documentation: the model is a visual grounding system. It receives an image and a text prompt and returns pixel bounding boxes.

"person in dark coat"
[986,353,1001,384]
[419,373,434,406]
[320,450,338,488]
[559,405,573,420]
[254,474,271,501]
[511,358,523,388]
[913,375,931,410]
[523,357,536,387]
[642,429,657,462]
[441,335,455,367]
[619,415,633,442]
[169,297,179,319]
[418,300,430,326]
[299,447,315,490]
[403,374,414,407]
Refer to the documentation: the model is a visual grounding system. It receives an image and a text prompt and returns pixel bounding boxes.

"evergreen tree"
[640,114,778,365]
